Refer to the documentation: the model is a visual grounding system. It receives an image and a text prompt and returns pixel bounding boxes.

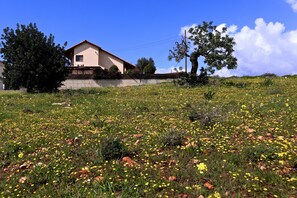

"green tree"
[136,57,156,73]
[143,64,156,74]
[169,21,237,76]
[0,23,69,92]
[109,65,119,73]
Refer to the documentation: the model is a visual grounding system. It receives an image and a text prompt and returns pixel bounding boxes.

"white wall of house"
[99,50,124,73]
[73,43,99,66]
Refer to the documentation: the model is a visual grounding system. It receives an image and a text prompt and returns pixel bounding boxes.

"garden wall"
[60,79,174,89]
[0,80,3,90]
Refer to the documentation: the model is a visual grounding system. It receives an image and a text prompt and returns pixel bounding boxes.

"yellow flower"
[197,162,208,173]
[208,191,221,198]
[288,177,297,182]
[18,152,24,159]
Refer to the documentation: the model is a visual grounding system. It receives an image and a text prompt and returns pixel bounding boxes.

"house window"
[76,55,83,62]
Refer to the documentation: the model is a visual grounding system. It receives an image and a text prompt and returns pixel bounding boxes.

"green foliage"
[99,137,128,161]
[161,129,185,147]
[109,65,119,73]
[0,23,69,92]
[143,63,156,74]
[135,57,156,73]
[93,66,121,79]
[169,21,237,75]
[242,144,278,163]
[223,80,251,88]
[92,116,107,129]
[188,105,225,128]
[174,68,209,87]
[262,78,274,86]
[204,89,215,101]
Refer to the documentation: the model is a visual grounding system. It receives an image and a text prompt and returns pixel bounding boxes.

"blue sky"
[1,0,297,76]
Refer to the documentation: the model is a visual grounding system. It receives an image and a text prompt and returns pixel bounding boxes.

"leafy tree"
[108,65,121,79]
[169,21,237,76]
[109,65,119,73]
[143,63,156,74]
[0,23,69,92]
[136,57,156,73]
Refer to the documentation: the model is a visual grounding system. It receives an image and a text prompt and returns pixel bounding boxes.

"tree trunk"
[190,52,199,75]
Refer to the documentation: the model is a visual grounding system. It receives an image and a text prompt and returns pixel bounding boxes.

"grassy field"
[0,77,296,197]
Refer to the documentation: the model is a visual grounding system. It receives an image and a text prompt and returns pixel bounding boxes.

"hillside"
[0,77,296,197]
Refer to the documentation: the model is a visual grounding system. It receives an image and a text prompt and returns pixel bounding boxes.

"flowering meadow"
[0,77,296,197]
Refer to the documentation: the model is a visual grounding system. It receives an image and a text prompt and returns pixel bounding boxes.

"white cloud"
[180,18,297,76]
[229,18,297,76]
[286,0,297,12]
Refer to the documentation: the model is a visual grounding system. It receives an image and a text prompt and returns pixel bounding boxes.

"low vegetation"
[0,76,296,197]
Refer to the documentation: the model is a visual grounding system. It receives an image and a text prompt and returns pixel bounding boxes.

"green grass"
[0,77,296,197]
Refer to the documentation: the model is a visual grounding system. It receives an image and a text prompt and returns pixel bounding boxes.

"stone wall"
[0,80,3,90]
[60,79,174,89]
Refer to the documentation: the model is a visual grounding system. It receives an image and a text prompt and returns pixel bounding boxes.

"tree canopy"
[169,21,237,76]
[136,57,156,74]
[0,23,69,92]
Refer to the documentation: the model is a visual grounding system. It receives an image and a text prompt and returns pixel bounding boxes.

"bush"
[188,106,223,128]
[204,89,216,101]
[99,137,128,160]
[93,67,109,79]
[125,67,142,79]
[223,81,250,88]
[93,66,121,79]
[109,65,119,73]
[161,129,185,147]
[174,68,209,87]
[262,78,273,86]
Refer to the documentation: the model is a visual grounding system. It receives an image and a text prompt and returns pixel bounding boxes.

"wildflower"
[19,177,27,183]
[197,162,208,174]
[287,177,297,182]
[18,152,24,159]
[208,191,221,198]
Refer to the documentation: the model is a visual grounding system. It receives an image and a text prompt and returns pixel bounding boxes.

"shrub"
[108,65,121,79]
[93,66,121,79]
[161,129,185,147]
[204,89,216,101]
[262,78,273,86]
[109,65,119,73]
[93,67,109,79]
[174,68,209,87]
[188,106,223,128]
[125,67,142,79]
[223,81,250,88]
[92,116,106,128]
[99,137,128,160]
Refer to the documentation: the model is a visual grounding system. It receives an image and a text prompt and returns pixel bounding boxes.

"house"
[65,40,135,75]
[0,61,4,90]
